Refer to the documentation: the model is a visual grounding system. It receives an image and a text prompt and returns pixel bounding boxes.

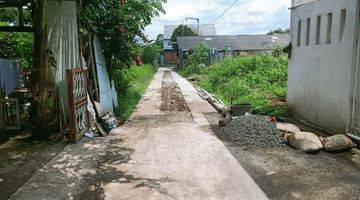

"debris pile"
[288,132,323,152]
[222,115,288,150]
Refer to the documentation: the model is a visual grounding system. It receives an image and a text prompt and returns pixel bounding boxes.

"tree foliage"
[267,28,290,35]
[141,44,161,66]
[155,34,164,48]
[170,25,196,42]
[187,42,210,66]
[0,23,34,69]
[80,0,166,70]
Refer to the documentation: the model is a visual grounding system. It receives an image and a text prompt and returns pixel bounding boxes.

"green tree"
[155,34,164,48]
[81,0,166,70]
[188,42,210,66]
[0,22,34,69]
[141,44,161,66]
[170,25,196,42]
[267,28,290,35]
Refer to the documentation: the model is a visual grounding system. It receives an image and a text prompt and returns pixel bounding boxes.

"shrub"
[199,54,288,117]
[114,64,157,120]
[0,26,34,69]
[187,42,210,66]
[141,44,162,66]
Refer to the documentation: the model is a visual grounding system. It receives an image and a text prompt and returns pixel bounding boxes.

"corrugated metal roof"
[164,24,216,40]
[177,34,289,51]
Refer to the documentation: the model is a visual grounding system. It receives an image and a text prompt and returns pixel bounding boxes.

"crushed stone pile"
[222,115,288,150]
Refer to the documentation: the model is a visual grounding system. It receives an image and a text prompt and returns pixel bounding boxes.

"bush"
[140,44,162,66]
[0,26,34,69]
[198,54,288,117]
[187,42,210,66]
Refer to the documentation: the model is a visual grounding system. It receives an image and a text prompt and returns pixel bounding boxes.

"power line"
[207,0,239,24]
[213,20,289,25]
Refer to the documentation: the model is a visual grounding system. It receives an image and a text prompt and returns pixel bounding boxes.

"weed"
[114,65,157,120]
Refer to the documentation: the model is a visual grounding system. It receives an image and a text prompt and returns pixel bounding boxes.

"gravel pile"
[222,115,288,150]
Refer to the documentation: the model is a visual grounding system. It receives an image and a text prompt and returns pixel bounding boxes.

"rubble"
[321,134,355,152]
[288,132,323,153]
[276,122,301,134]
[222,115,288,150]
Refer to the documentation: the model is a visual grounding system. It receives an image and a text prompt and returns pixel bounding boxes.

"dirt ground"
[204,112,360,200]
[0,131,66,199]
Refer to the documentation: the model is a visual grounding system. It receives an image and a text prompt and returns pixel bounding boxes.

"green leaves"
[170,25,197,42]
[141,44,162,66]
[80,0,166,69]
[198,54,288,116]
[0,29,34,69]
[187,42,210,67]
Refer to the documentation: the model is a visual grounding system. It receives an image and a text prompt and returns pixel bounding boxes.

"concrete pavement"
[10,68,267,200]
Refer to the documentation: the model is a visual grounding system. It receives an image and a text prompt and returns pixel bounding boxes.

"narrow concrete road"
[10,68,267,200]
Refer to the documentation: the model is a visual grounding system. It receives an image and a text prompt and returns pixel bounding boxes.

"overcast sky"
[144,0,291,39]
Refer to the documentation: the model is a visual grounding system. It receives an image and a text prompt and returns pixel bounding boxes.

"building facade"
[163,24,216,64]
[287,0,360,135]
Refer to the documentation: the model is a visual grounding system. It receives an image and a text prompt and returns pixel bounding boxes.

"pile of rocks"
[222,115,288,150]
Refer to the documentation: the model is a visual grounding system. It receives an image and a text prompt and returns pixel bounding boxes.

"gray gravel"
[222,115,288,150]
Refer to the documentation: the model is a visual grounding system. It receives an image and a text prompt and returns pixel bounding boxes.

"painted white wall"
[287,0,359,133]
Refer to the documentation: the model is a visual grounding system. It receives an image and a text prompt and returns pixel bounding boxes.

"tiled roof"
[177,34,289,51]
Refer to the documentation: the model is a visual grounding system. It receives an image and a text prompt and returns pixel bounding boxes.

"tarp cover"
[93,36,117,115]
[46,1,80,118]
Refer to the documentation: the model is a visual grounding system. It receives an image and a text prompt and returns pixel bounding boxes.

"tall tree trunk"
[30,0,59,139]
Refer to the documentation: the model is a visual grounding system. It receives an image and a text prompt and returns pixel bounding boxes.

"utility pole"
[185,17,200,45]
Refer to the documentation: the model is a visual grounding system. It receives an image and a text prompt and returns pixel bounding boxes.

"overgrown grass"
[115,64,157,120]
[179,54,288,117]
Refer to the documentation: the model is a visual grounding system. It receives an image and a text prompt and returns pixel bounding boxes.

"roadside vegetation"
[178,43,288,117]
[114,65,157,121]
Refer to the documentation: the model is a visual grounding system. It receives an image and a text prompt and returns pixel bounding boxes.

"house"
[287,0,360,135]
[163,24,216,64]
[177,34,289,66]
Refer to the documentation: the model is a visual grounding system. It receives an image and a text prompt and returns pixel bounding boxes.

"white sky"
[144,0,291,39]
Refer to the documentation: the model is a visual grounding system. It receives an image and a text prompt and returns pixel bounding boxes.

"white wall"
[163,39,173,50]
[287,0,359,133]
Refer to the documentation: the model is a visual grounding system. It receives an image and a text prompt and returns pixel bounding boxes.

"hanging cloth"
[0,59,22,95]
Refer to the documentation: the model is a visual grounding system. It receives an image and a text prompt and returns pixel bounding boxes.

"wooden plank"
[67,69,76,142]
[0,26,33,32]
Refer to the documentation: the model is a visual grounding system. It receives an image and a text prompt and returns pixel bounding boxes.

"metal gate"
[67,67,89,142]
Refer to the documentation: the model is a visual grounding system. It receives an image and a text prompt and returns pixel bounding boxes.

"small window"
[306,18,311,46]
[297,20,302,47]
[326,13,333,44]
[339,9,347,42]
[316,15,321,45]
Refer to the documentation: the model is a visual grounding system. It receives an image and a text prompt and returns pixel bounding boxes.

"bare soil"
[160,71,189,112]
